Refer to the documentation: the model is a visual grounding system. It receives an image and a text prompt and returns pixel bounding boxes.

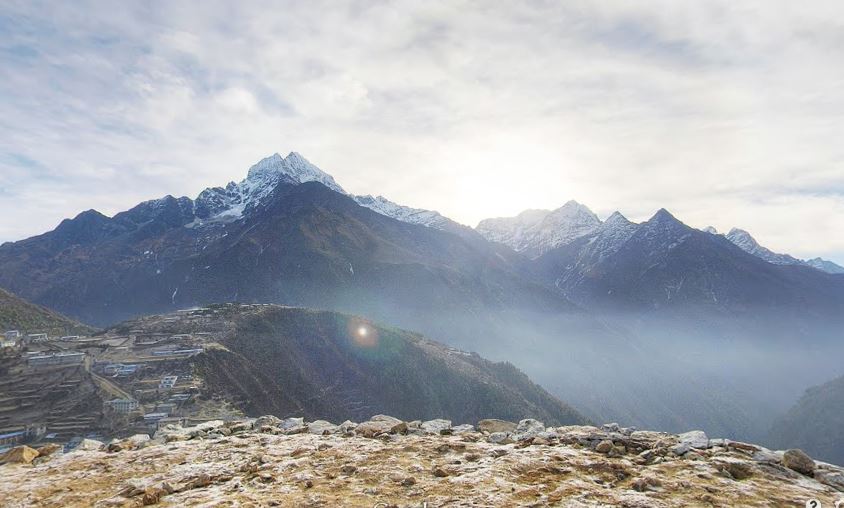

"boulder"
[478,419,517,434]
[512,419,545,440]
[308,420,338,435]
[1,445,39,464]
[74,439,105,452]
[672,430,709,455]
[782,449,815,476]
[452,424,475,434]
[371,414,402,424]
[420,419,452,435]
[356,420,398,438]
[595,440,613,454]
[36,443,62,458]
[127,434,151,447]
[677,430,709,449]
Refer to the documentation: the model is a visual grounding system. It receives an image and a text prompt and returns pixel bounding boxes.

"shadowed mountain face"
[768,374,844,466]
[0,181,569,337]
[111,304,587,426]
[534,209,844,318]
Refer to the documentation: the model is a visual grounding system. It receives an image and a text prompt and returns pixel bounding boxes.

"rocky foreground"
[2,416,843,507]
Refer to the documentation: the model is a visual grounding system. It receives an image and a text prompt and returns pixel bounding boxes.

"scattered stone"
[478,419,517,434]
[432,466,449,477]
[595,440,614,454]
[632,477,662,492]
[142,485,168,505]
[488,432,513,444]
[716,459,754,480]
[782,449,815,476]
[255,415,282,429]
[340,464,357,475]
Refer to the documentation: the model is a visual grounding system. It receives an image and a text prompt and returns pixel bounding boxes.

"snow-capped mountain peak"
[246,152,345,194]
[725,228,801,266]
[725,227,844,273]
[476,201,601,259]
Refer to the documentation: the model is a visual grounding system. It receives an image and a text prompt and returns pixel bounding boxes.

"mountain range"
[1,151,842,445]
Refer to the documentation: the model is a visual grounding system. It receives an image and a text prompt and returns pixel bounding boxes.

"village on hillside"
[0,307,245,453]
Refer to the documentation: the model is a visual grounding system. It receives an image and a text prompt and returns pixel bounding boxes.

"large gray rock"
[452,424,475,434]
[420,419,452,435]
[280,417,305,430]
[370,415,403,425]
[678,430,709,449]
[308,420,338,435]
[512,419,545,440]
[782,449,815,476]
[672,430,709,455]
[478,419,517,434]
[355,417,407,438]
[74,439,105,452]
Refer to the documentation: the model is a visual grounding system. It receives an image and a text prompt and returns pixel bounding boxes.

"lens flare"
[348,319,377,347]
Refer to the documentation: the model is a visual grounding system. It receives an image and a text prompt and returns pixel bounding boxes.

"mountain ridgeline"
[1,151,843,449]
[0,287,94,336]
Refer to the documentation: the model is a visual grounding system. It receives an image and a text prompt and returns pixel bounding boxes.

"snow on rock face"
[726,228,804,266]
[476,201,601,258]
[353,195,454,230]
[725,228,844,274]
[805,257,844,274]
[194,152,346,221]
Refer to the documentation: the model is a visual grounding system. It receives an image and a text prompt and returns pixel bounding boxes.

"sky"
[1,1,843,263]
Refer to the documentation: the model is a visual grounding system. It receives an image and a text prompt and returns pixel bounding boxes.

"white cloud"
[0,0,842,263]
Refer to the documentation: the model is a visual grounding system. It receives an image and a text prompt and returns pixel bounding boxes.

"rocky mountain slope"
[108,304,586,426]
[768,374,844,467]
[2,415,843,507]
[0,287,94,335]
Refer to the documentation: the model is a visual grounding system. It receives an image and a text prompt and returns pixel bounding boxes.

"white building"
[159,375,179,390]
[105,399,139,413]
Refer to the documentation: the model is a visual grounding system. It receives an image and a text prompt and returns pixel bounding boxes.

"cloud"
[0,1,843,263]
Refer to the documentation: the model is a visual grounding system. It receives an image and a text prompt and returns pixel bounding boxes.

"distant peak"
[702,226,718,234]
[650,208,679,223]
[604,211,631,225]
[245,151,345,194]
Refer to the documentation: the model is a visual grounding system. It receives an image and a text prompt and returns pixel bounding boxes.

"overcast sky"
[1,1,843,263]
